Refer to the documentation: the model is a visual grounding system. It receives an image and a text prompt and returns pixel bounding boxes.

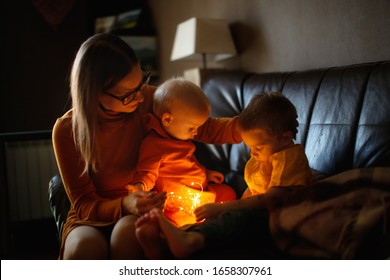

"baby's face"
[241,128,290,163]
[164,105,209,141]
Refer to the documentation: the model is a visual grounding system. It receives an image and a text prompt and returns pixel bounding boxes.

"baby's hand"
[206,170,224,184]
[126,183,144,193]
[194,202,225,222]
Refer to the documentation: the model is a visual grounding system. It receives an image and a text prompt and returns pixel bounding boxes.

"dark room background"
[1,0,155,133]
[1,0,389,260]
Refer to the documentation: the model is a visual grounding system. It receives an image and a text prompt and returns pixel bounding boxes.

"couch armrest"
[48,174,70,242]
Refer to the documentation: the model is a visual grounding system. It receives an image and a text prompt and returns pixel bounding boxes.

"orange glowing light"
[164,182,216,226]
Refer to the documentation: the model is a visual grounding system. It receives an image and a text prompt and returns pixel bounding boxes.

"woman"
[52,33,242,259]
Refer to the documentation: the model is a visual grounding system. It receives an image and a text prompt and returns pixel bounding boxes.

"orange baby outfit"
[133,113,237,226]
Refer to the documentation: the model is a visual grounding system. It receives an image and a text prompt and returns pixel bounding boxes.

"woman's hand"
[194,202,226,222]
[122,191,166,216]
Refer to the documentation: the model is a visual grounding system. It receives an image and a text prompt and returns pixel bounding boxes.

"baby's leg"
[152,209,205,259]
[135,211,166,259]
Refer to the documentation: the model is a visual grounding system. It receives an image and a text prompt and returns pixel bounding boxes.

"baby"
[129,77,236,227]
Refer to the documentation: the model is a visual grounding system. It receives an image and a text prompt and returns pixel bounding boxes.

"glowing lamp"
[164,182,216,227]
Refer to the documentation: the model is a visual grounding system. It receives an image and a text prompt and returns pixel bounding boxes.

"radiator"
[5,139,59,222]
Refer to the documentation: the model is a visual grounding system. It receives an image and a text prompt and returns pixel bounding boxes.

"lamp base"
[183,68,225,87]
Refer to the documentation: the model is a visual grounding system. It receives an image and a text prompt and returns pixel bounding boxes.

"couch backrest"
[196,61,390,196]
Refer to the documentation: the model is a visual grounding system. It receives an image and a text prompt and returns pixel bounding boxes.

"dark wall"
[0,0,153,259]
[1,0,89,133]
[0,0,152,133]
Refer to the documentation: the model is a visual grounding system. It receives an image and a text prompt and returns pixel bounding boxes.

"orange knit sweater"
[133,113,209,192]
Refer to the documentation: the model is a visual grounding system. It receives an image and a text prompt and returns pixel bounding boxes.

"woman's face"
[98,66,146,114]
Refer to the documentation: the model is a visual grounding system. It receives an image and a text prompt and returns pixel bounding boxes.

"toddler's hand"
[194,202,225,222]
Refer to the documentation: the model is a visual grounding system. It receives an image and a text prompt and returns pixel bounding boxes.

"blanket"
[267,168,390,259]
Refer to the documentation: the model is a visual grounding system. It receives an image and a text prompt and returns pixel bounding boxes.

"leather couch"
[49,60,390,259]
[196,60,390,196]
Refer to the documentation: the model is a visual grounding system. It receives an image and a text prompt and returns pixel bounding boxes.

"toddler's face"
[163,105,209,141]
[241,128,290,163]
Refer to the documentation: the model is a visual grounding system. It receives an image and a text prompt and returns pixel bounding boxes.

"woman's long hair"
[70,33,138,174]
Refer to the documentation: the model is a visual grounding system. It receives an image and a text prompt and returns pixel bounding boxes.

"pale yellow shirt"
[244,144,312,196]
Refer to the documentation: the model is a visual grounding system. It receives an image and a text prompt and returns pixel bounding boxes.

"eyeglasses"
[102,71,151,105]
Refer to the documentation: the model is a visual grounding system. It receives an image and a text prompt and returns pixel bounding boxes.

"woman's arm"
[52,115,124,222]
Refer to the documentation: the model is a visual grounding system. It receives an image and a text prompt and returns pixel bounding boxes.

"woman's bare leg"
[111,215,145,259]
[136,209,205,259]
[63,225,108,259]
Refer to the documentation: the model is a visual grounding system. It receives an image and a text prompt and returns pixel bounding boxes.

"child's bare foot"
[135,211,165,259]
[151,209,205,259]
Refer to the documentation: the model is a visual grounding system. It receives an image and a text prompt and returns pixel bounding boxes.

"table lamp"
[170,17,237,86]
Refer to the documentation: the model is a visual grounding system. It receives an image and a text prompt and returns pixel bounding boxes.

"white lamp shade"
[170,17,237,62]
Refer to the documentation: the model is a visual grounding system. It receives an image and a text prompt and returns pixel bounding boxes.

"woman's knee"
[63,226,108,259]
[114,214,138,230]
[112,215,138,240]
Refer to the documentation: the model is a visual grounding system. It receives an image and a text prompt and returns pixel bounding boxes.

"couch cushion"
[281,69,327,146]
[354,61,390,168]
[303,63,374,174]
[48,174,70,241]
